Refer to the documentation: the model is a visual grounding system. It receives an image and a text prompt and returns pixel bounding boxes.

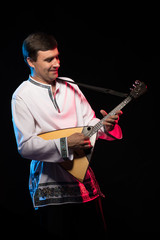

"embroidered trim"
[38,179,91,187]
[29,77,50,89]
[29,77,60,112]
[34,179,102,207]
[60,137,68,159]
[48,88,60,112]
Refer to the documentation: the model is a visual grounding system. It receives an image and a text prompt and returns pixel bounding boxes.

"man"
[11,32,122,239]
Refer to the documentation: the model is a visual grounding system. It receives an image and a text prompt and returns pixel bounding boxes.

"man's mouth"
[50,67,59,71]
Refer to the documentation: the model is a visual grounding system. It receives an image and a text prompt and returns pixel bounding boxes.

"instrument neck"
[88,95,132,137]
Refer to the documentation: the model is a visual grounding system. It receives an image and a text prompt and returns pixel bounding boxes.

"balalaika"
[39,80,147,182]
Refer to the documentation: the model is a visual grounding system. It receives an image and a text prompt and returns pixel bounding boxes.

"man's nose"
[53,58,60,67]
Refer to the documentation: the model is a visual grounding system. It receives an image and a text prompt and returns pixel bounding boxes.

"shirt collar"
[29,75,60,92]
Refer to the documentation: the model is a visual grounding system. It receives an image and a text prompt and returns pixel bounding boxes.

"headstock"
[130,80,147,99]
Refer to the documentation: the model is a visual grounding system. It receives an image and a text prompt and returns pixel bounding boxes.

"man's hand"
[100,109,123,132]
[67,110,122,150]
[67,133,92,150]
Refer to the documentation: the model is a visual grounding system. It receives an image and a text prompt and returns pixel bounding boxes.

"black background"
[1,3,158,238]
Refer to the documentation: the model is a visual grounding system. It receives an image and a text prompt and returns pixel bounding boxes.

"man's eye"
[47,58,53,62]
[45,56,59,62]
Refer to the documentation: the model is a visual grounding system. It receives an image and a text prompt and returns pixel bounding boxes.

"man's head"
[22,32,60,84]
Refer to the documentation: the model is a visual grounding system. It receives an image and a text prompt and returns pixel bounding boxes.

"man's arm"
[12,97,72,163]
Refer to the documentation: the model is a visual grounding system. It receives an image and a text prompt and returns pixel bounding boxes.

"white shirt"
[11,76,122,208]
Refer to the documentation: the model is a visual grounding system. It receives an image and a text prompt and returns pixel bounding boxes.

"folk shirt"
[11,76,122,209]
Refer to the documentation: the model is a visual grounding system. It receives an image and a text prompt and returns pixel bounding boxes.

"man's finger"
[100,109,107,116]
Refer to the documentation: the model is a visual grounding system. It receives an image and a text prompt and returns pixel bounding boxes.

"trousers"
[37,197,107,239]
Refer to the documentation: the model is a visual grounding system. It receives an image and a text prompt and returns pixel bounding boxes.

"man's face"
[28,48,60,84]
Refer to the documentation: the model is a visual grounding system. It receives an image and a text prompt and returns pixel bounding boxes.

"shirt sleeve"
[11,97,73,163]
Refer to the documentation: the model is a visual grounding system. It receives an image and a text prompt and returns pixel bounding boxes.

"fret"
[88,95,132,137]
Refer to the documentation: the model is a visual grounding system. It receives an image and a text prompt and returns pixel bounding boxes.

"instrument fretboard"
[87,95,132,137]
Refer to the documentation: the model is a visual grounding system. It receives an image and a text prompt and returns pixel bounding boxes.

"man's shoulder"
[12,80,30,100]
[57,76,74,83]
[58,76,84,96]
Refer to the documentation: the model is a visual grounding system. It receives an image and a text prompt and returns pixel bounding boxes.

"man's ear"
[26,57,35,68]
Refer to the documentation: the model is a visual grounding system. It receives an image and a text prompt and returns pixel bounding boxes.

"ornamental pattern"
[34,179,103,207]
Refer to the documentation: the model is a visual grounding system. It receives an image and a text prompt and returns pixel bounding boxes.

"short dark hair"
[22,32,58,63]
